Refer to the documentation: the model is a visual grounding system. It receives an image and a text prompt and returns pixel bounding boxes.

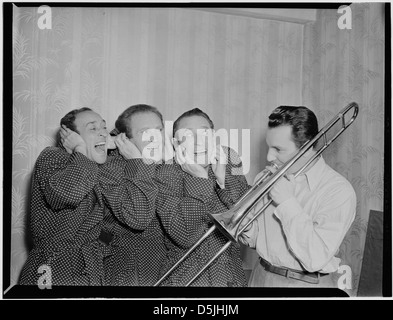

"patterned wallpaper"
[10,4,385,296]
[302,3,385,296]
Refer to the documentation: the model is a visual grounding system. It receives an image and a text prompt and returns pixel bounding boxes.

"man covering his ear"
[19,107,158,286]
[154,108,249,287]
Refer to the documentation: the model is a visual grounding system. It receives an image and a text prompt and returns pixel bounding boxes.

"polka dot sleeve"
[215,147,251,208]
[99,156,158,230]
[38,147,99,210]
[183,174,216,203]
[155,164,216,249]
[124,158,157,179]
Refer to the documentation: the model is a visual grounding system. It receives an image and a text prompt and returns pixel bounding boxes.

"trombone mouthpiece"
[270,162,279,170]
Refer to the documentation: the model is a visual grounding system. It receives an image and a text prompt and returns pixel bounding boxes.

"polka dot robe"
[101,151,166,286]
[155,147,250,287]
[19,146,160,286]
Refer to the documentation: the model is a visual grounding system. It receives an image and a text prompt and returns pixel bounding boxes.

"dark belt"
[259,257,327,284]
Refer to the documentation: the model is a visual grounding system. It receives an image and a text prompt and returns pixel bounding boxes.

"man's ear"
[109,127,120,136]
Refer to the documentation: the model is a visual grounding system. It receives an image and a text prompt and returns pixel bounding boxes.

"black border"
[3,1,14,294]
[383,1,392,298]
[11,2,352,9]
[4,285,349,299]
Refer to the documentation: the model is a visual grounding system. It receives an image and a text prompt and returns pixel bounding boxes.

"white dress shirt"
[240,156,356,273]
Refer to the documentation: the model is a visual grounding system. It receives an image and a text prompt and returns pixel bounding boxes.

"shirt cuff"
[216,179,225,189]
[238,220,257,247]
[273,197,303,224]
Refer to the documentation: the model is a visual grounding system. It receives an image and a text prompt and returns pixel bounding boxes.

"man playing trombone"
[239,106,357,288]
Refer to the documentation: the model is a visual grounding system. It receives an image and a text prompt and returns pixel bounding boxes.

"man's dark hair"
[115,104,163,138]
[60,107,93,134]
[268,106,319,149]
[172,108,214,137]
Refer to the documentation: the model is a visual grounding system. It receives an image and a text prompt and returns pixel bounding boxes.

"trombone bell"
[210,169,273,242]
[210,207,239,243]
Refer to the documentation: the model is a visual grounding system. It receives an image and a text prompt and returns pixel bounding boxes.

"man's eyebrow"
[86,120,106,126]
[182,126,210,130]
[139,126,162,131]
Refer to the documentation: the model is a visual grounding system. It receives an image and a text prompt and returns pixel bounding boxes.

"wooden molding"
[190,8,317,24]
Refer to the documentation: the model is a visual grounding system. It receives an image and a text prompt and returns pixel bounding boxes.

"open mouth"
[94,142,106,154]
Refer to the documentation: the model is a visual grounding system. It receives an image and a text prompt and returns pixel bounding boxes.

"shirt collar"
[301,156,326,191]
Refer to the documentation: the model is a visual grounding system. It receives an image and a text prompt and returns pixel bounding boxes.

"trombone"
[154,102,359,287]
